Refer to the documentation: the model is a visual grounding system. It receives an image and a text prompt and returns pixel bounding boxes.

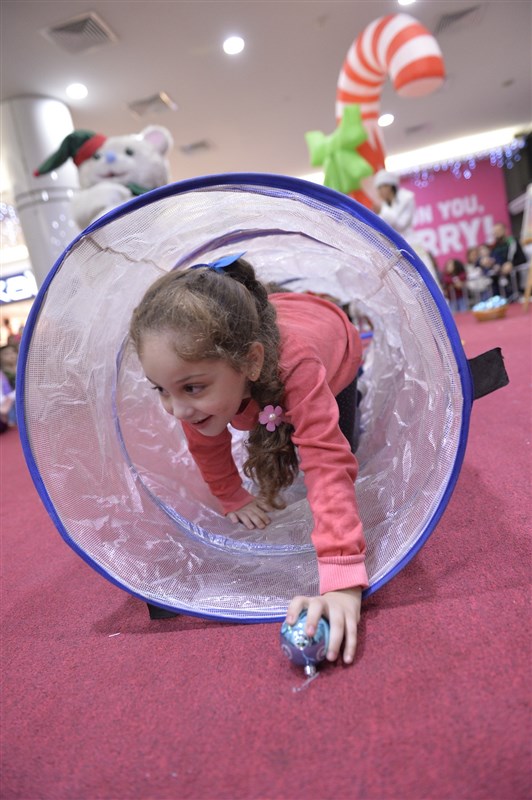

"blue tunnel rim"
[16,171,473,623]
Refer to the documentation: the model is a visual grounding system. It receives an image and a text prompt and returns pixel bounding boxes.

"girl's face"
[139,331,262,437]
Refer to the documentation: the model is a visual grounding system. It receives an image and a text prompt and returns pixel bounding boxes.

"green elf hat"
[33,130,107,176]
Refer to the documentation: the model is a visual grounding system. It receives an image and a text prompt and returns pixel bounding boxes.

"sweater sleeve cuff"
[219,486,255,514]
[318,556,369,594]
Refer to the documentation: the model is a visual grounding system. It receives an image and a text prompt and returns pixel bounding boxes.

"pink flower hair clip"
[258,405,285,432]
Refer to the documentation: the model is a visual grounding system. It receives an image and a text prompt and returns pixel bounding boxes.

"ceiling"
[1,0,531,193]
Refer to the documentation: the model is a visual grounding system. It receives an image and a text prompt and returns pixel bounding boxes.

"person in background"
[372,170,442,289]
[373,170,415,236]
[2,318,23,347]
[465,247,492,302]
[0,345,18,428]
[465,247,479,269]
[490,222,527,298]
[0,344,18,390]
[477,244,495,271]
[0,370,16,431]
[2,318,13,346]
[441,258,468,312]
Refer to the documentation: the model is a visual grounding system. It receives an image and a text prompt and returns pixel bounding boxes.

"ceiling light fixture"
[398,0,417,6]
[66,83,88,100]
[378,113,395,128]
[223,36,245,55]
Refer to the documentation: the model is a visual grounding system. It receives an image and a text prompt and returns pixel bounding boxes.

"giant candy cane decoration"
[336,13,445,206]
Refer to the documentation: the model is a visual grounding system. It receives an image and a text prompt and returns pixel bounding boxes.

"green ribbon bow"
[305,105,374,195]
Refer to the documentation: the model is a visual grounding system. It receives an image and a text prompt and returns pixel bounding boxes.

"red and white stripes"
[336,13,446,179]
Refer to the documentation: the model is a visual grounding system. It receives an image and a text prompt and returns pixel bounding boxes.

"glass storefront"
[1,202,37,345]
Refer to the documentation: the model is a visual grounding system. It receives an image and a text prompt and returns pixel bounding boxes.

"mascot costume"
[34,125,173,230]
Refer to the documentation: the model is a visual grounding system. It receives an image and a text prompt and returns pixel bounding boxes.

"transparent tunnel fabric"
[19,175,471,621]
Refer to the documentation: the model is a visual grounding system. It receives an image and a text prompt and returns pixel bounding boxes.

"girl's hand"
[227,498,272,530]
[285,587,362,665]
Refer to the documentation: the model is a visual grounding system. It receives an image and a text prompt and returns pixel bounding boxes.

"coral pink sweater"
[182,292,368,594]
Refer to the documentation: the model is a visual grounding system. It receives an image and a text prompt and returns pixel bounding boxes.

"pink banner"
[401,159,510,268]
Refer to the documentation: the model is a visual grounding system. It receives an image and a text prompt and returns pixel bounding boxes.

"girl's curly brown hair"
[129,258,299,508]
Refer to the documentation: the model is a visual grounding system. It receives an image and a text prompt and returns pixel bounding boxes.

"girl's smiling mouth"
[191,415,212,427]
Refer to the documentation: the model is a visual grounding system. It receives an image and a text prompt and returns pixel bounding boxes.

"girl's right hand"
[285,587,362,665]
[227,499,272,530]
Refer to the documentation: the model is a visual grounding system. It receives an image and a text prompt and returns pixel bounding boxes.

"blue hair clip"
[190,251,246,273]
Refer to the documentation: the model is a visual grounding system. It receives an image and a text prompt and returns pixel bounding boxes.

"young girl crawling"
[129,254,368,664]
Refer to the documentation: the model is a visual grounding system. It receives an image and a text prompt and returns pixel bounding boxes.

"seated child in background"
[474,241,513,298]
[465,247,492,300]
[129,255,367,664]
[476,244,496,273]
[490,222,528,297]
[441,258,468,312]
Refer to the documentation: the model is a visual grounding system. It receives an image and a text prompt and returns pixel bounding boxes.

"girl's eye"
[184,385,204,395]
[151,385,169,396]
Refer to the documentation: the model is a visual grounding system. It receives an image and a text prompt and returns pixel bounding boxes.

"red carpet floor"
[1,305,531,800]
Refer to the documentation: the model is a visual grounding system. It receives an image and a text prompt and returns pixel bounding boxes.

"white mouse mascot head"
[34,125,173,230]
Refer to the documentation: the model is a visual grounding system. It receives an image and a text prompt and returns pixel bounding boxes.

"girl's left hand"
[226,498,272,530]
[285,588,362,665]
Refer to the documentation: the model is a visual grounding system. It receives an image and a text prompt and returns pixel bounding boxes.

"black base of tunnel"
[468,348,509,400]
[147,603,179,620]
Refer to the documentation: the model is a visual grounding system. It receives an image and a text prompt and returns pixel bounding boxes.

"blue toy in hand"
[280,611,330,676]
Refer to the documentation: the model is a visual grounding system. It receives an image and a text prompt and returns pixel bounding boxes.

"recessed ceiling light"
[66,83,88,99]
[398,0,417,6]
[378,113,395,128]
[223,36,245,55]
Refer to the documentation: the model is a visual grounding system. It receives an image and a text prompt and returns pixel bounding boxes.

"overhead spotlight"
[66,83,88,100]
[398,0,417,6]
[223,36,245,55]
[378,113,395,128]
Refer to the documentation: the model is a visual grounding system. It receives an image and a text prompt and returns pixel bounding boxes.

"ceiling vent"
[180,140,213,156]
[128,92,178,118]
[41,12,117,54]
[434,5,483,35]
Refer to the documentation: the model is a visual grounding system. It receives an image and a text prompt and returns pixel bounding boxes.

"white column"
[1,96,80,286]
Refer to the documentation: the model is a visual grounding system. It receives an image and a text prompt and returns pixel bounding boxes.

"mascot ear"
[140,125,173,155]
